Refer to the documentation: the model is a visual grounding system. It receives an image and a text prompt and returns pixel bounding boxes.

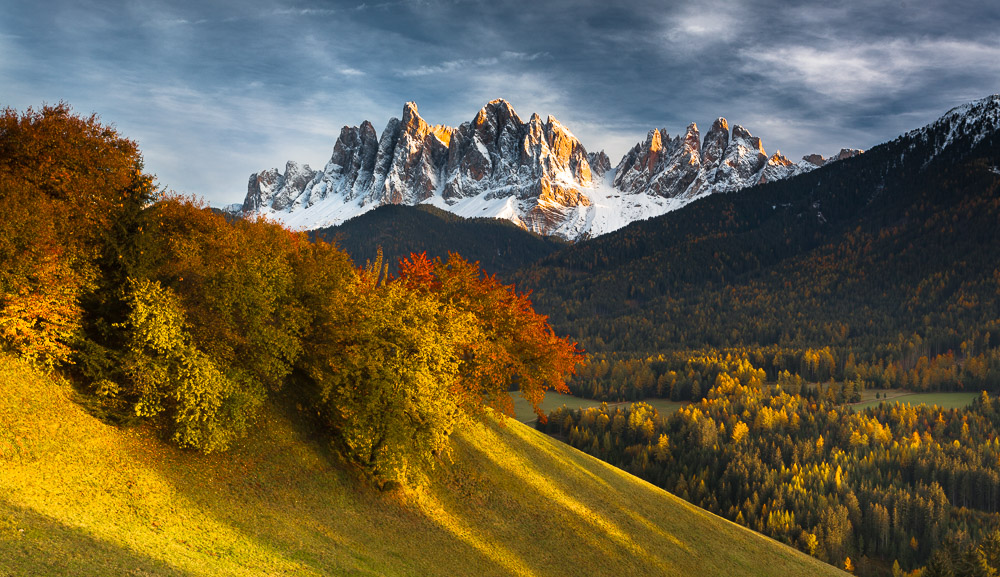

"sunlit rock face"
[244,101,858,240]
[245,99,602,238]
[612,118,831,202]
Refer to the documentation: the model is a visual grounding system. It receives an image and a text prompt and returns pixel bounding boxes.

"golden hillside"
[0,355,843,576]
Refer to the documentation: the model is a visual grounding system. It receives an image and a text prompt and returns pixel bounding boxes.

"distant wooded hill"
[314,204,568,276]
[515,98,1000,375]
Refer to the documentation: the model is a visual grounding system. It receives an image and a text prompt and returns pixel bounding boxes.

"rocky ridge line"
[243,99,861,240]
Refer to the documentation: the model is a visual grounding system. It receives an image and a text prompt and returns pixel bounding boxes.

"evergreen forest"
[515,99,1000,575]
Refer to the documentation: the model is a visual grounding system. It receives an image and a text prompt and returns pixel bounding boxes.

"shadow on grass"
[0,499,189,577]
[107,396,837,577]
[124,398,511,576]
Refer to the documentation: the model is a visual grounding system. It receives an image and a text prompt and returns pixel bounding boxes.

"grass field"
[851,390,979,411]
[512,392,688,423]
[512,391,605,423]
[0,355,845,577]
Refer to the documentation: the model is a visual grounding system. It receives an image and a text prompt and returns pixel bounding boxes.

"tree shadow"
[122,399,511,576]
[0,499,190,577]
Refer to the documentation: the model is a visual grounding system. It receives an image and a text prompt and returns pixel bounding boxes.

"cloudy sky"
[3,0,999,206]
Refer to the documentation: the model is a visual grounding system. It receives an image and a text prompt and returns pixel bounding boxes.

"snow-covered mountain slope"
[901,94,1000,161]
[609,118,860,215]
[242,99,858,240]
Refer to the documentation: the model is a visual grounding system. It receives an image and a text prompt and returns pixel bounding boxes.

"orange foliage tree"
[292,250,580,485]
[398,251,582,420]
[0,103,156,365]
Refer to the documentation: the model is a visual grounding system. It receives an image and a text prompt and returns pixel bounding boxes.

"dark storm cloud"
[2,0,998,204]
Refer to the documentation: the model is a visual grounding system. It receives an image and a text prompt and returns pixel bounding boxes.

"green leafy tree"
[118,278,249,452]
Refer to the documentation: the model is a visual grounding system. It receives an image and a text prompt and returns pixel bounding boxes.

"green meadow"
[512,391,688,424]
[851,390,980,411]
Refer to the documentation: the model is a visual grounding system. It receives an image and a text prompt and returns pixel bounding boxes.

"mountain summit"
[243,100,854,240]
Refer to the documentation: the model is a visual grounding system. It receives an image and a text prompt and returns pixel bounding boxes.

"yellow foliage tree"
[119,278,249,452]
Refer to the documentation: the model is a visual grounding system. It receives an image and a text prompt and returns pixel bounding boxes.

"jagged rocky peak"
[245,161,315,213]
[701,118,730,165]
[588,150,612,178]
[833,148,864,161]
[244,167,282,213]
[645,129,664,171]
[443,99,597,210]
[473,98,524,152]
[615,129,665,182]
[715,124,769,185]
[802,153,826,167]
[767,150,794,167]
[330,121,378,169]
[396,102,453,145]
[243,98,604,238]
[242,96,871,241]
[613,114,850,201]
[401,101,422,129]
[613,123,705,197]
[756,150,800,185]
[372,101,453,205]
[325,120,379,200]
[800,148,865,168]
[542,114,592,183]
[682,122,701,158]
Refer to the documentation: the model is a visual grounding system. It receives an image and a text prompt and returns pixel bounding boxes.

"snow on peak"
[243,100,863,240]
[904,94,1000,159]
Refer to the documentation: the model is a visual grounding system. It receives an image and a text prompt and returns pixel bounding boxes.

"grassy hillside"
[0,355,843,576]
[850,390,979,411]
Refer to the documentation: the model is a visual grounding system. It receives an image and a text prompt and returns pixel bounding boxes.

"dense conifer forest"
[539,353,1000,575]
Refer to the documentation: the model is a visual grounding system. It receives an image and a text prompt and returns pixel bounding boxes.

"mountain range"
[241,99,860,240]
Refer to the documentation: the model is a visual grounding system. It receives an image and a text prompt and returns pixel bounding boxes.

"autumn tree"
[293,250,581,486]
[398,252,581,419]
[116,278,247,452]
[302,254,473,485]
[0,103,156,365]
[135,197,309,391]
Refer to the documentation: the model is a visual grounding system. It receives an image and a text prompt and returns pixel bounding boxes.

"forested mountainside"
[314,204,567,277]
[516,95,1000,391]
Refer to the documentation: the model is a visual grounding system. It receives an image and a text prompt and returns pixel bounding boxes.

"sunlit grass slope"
[0,355,844,577]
